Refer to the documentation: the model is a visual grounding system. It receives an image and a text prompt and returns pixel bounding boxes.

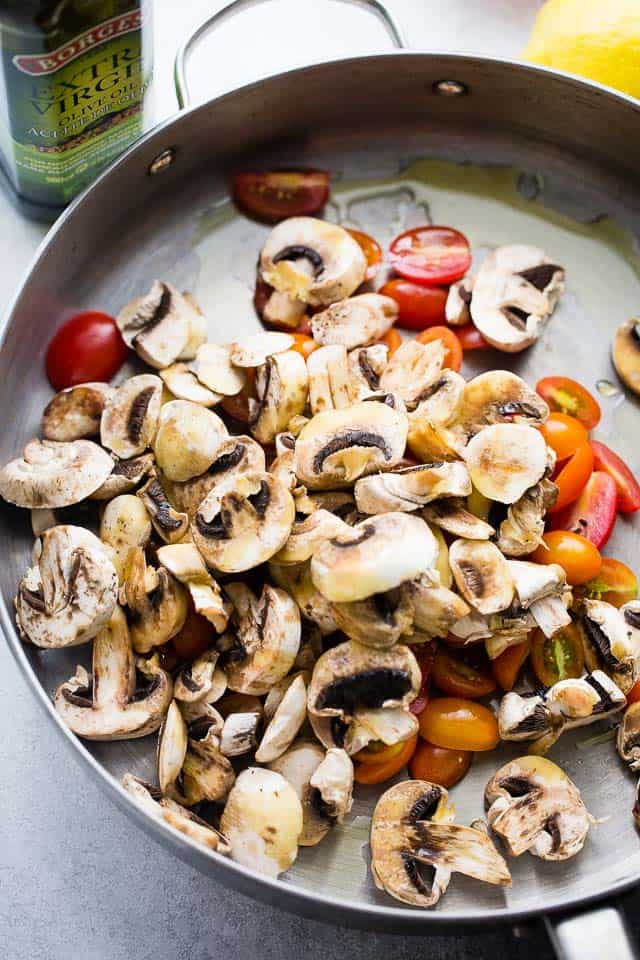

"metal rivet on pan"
[148,148,176,175]
[433,79,468,97]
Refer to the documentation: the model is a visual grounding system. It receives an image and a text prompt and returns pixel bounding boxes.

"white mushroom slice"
[173,650,220,703]
[311,513,438,603]
[153,400,228,483]
[403,574,471,638]
[192,472,294,573]
[218,696,263,758]
[255,674,307,763]
[99,494,152,582]
[121,548,188,654]
[262,287,308,330]
[90,453,156,501]
[331,588,414,649]
[449,539,514,616]
[578,598,640,693]
[116,281,200,368]
[137,472,189,543]
[268,741,329,846]
[229,331,294,368]
[352,707,419,748]
[379,339,445,407]
[371,781,510,908]
[354,462,471,515]
[463,424,548,504]
[156,543,230,632]
[54,605,172,739]
[168,435,266,519]
[450,610,492,644]
[158,701,190,793]
[617,701,640,771]
[461,370,549,434]
[178,674,227,727]
[41,382,113,441]
[422,498,494,540]
[272,510,351,565]
[0,439,114,509]
[179,292,208,359]
[160,363,221,407]
[249,350,309,445]
[406,371,467,462]
[157,699,234,805]
[308,748,354,824]
[223,582,301,695]
[485,756,590,861]
[307,345,352,414]
[484,606,536,660]
[220,767,303,877]
[496,479,558,556]
[294,400,408,490]
[348,344,388,400]
[445,275,474,325]
[15,524,118,649]
[268,447,297,494]
[508,560,571,638]
[269,560,339,635]
[260,217,366,307]
[310,293,396,350]
[100,374,162,460]
[191,343,247,396]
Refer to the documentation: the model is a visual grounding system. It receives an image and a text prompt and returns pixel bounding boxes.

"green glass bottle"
[0,0,152,219]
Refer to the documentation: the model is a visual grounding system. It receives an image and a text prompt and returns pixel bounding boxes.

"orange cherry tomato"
[377,327,403,355]
[289,332,318,360]
[232,170,330,222]
[354,734,418,784]
[415,326,463,372]
[540,413,588,461]
[409,740,473,789]
[531,530,602,586]
[530,623,584,687]
[346,228,383,281]
[389,226,471,286]
[354,740,405,766]
[626,680,640,706]
[581,557,639,608]
[418,698,499,751]
[536,376,601,430]
[457,323,488,351]
[548,441,594,513]
[431,646,496,699]
[491,638,531,691]
[379,277,447,331]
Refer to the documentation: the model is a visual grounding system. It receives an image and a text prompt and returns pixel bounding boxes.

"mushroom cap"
[158,703,234,806]
[354,462,471,515]
[116,281,199,368]
[168,435,266,519]
[310,293,397,350]
[153,400,228,482]
[612,319,640,396]
[463,423,548,504]
[156,542,230,633]
[0,439,114,509]
[579,598,640,692]
[311,513,438,603]
[268,741,330,846]
[99,494,152,578]
[41,382,113,441]
[403,575,470,637]
[461,370,549,433]
[447,538,514,616]
[100,374,163,460]
[347,344,389,401]
[445,275,474,326]
[249,350,309,445]
[379,338,445,407]
[330,588,414,648]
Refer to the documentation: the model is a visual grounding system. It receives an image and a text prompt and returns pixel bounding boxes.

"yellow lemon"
[523,0,640,99]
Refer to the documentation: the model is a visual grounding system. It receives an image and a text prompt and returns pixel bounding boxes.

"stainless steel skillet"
[2,0,640,954]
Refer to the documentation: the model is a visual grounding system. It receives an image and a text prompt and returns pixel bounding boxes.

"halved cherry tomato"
[354,740,405,765]
[431,646,496,699]
[354,734,418,784]
[409,645,434,715]
[418,698,499,751]
[46,311,128,390]
[409,740,472,788]
[547,441,594,513]
[531,530,602,585]
[536,376,601,430]
[581,557,639,608]
[347,228,382,281]
[377,327,403,355]
[491,638,531,691]
[531,623,584,687]
[232,170,329,222]
[288,332,318,360]
[389,226,471,287]
[540,413,588,461]
[456,323,488,351]
[626,680,640,706]
[379,278,447,331]
[590,441,640,514]
[415,326,463,372]
[549,471,617,548]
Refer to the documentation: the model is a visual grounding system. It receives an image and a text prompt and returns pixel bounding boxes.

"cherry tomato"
[626,680,640,706]
[431,646,496,699]
[549,471,617,549]
[531,623,584,687]
[346,228,382,281]
[354,740,405,766]
[164,608,216,668]
[536,376,601,430]
[457,323,488,351]
[531,530,602,586]
[354,734,418,784]
[377,327,403,355]
[415,326,463,372]
[590,441,640,514]
[491,638,531,691]
[288,332,318,360]
[232,170,329,222]
[379,278,447,331]
[581,557,639,608]
[409,740,472,789]
[389,226,471,287]
[548,441,594,513]
[418,698,499,751]
[540,413,588,461]
[45,311,128,390]
[409,646,434,715]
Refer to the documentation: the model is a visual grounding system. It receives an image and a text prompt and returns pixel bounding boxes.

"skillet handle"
[545,903,638,959]
[174,0,407,109]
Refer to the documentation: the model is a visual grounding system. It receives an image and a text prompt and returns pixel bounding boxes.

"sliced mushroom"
[117,281,202,368]
[90,453,156,501]
[403,573,471,637]
[157,699,234,805]
[310,293,396,349]
[268,741,330,846]
[42,382,113,441]
[406,371,467,462]
[422,498,494,540]
[348,344,388,400]
[15,524,118,648]
[100,374,162,459]
[577,599,640,693]
[460,370,549,434]
[352,706,419,750]
[331,587,414,649]
[485,756,590,861]
[261,286,308,330]
[120,547,188,654]
[173,649,220,703]
[445,275,474,325]
[217,694,263,757]
[379,338,445,408]
[509,560,571,638]
[0,439,114,509]
[255,673,307,762]
[191,343,247,396]
[153,400,228,483]
[160,363,221,407]
[449,539,514,615]
[449,609,492,645]
[178,669,228,725]
[54,605,172,739]
[137,471,189,543]
[307,344,352,414]
[269,560,339,635]
[371,780,510,908]
[249,350,309,445]
[612,319,640,396]
[354,462,471,515]
[260,217,366,307]
[229,331,294,368]
[168,435,266,519]
[192,472,294,573]
[99,494,152,582]
[463,424,548,504]
[156,543,230,632]
[617,701,640,771]
[311,513,438,603]
[272,509,351,565]
[309,747,354,824]
[484,606,536,660]
[496,479,558,556]
[220,767,303,877]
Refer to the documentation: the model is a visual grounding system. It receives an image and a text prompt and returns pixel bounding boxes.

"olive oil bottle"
[0,0,152,219]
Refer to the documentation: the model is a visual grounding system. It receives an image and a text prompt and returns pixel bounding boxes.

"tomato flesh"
[540,413,588,460]
[531,623,584,687]
[531,530,602,586]
[288,332,318,360]
[46,311,128,390]
[491,639,531,691]
[377,327,402,355]
[409,740,472,789]
[591,441,640,514]
[536,376,601,429]
[548,441,594,513]
[232,170,329,222]
[354,734,417,784]
[581,557,639,608]
[415,326,463,372]
[457,323,488,351]
[626,680,640,706]
[409,646,434,716]
[431,646,496,699]
[389,226,471,287]
[549,470,617,549]
[347,228,382,281]
[379,278,447,331]
[418,698,499,751]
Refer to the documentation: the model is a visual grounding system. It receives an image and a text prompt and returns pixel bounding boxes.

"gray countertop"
[2,2,639,958]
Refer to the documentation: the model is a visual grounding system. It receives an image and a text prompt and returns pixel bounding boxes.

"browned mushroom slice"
[90,452,156,501]
[423,498,494,540]
[403,574,470,638]
[354,462,471,515]
[0,438,114,509]
[348,344,389,400]
[310,293,397,350]
[120,547,188,654]
[508,560,571,638]
[445,275,474,325]
[156,543,230,632]
[307,345,353,414]
[216,693,263,757]
[99,494,152,582]
[137,472,189,543]
[460,370,550,435]
[255,673,308,762]
[153,400,229,482]
[157,699,234,805]
[168,435,266,519]
[496,479,558,556]
[612,319,640,395]
[269,560,339,635]
[406,370,467,462]
[379,338,445,407]
[100,374,162,459]
[249,350,309,444]
[268,741,333,846]
[330,587,414,649]
[577,598,640,693]
[117,281,203,368]
[272,509,351,565]
[449,539,514,615]
[41,382,113,441]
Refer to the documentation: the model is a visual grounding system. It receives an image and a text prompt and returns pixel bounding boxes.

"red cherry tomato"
[540,413,588,461]
[548,441,594,513]
[415,326,463,372]
[45,311,128,390]
[377,327,403,355]
[531,530,602,586]
[530,623,584,687]
[549,470,617,548]
[232,170,330,222]
[346,228,382,281]
[431,646,496,699]
[590,441,640,514]
[457,323,488,351]
[536,376,601,429]
[626,680,640,706]
[409,740,472,789]
[379,278,447,331]
[409,645,435,716]
[581,557,639,608]
[418,698,499,751]
[389,226,471,287]
[354,735,418,784]
[491,638,531,691]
